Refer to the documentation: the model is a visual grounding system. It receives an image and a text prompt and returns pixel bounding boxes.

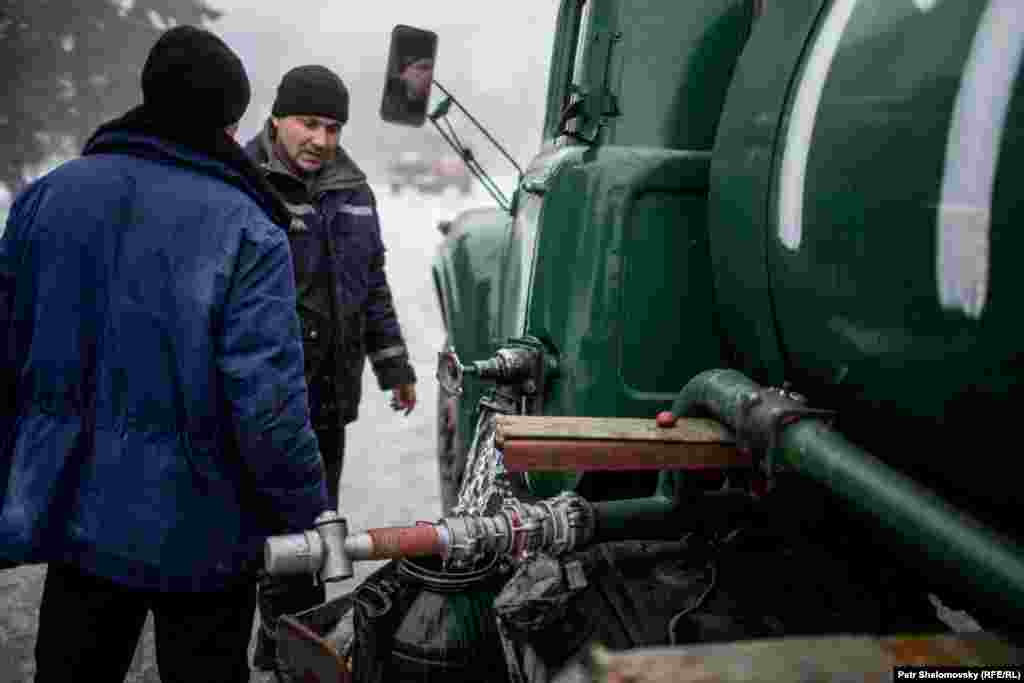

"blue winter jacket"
[0,132,328,591]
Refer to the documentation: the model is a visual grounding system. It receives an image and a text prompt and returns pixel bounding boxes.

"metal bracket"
[445,336,557,416]
[735,386,836,470]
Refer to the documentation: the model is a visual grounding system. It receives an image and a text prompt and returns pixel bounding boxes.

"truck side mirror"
[380,25,439,128]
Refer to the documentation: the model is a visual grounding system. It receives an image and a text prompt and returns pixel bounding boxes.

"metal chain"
[452,407,515,517]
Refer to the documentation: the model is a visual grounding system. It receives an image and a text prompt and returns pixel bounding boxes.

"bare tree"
[0,0,221,193]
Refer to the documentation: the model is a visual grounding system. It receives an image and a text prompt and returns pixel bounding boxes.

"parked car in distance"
[387,151,472,196]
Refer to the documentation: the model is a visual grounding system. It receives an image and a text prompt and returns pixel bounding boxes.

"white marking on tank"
[777,0,860,251]
[913,0,939,12]
[937,0,1023,318]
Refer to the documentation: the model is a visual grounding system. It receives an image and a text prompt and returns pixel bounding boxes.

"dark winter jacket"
[0,130,328,591]
[244,122,415,429]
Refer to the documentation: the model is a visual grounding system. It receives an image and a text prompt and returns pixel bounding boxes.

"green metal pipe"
[781,420,1024,615]
[593,494,676,542]
[593,473,752,542]
[670,369,1024,628]
[592,469,676,542]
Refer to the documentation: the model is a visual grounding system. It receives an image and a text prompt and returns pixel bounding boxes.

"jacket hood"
[245,118,367,195]
[87,129,241,182]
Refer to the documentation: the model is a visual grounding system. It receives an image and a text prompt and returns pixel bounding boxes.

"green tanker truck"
[266,1,1024,680]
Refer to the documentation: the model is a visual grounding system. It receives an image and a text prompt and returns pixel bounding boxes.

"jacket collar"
[84,107,292,229]
[89,130,244,185]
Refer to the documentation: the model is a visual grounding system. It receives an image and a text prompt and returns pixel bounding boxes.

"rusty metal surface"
[502,439,750,472]
[877,633,1021,667]
[578,634,1023,683]
[364,525,446,559]
[277,613,352,683]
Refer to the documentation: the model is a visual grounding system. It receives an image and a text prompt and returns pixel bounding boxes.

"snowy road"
[0,181,499,682]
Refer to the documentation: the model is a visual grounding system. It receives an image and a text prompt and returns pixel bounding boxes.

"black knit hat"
[141,25,250,129]
[272,65,349,124]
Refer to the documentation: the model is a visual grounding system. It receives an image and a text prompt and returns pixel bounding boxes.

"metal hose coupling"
[264,493,596,580]
[467,346,538,383]
[437,336,555,402]
[437,346,537,395]
[443,492,596,568]
[264,515,450,583]
[264,510,352,583]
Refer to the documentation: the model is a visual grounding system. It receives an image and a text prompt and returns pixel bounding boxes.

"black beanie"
[271,65,349,124]
[141,25,250,129]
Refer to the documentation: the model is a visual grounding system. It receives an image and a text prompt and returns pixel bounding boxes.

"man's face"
[272,115,342,174]
[401,58,434,101]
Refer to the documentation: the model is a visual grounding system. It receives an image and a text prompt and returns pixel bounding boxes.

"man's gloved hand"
[390,383,417,416]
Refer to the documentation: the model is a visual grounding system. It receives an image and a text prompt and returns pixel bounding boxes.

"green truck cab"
[432,0,755,506]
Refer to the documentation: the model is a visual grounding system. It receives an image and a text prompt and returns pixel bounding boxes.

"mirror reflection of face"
[400,58,434,102]
[272,115,342,174]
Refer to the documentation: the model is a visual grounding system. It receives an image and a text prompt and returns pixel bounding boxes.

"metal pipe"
[593,472,752,543]
[592,469,677,542]
[428,115,511,211]
[344,525,448,561]
[593,494,676,542]
[431,80,525,178]
[265,481,756,580]
[669,369,1024,628]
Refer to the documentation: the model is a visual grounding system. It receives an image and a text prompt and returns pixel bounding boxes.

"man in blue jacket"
[0,26,328,682]
[244,64,418,672]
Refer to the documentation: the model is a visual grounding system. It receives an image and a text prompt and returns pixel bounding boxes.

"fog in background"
[210,0,558,186]
[0,1,558,209]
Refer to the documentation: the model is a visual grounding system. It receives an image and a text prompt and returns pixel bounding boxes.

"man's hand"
[391,383,417,416]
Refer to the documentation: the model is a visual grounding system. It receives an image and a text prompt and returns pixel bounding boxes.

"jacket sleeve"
[1,184,46,434]
[217,210,328,534]
[363,191,417,390]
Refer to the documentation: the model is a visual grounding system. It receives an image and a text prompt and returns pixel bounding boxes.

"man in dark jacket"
[244,65,418,505]
[0,27,328,682]
[244,63,418,672]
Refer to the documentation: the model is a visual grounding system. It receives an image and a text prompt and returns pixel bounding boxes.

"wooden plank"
[494,415,733,447]
[502,439,750,472]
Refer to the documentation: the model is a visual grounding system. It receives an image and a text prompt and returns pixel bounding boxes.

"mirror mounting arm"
[429,115,511,213]
[431,80,523,178]
[429,79,524,213]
